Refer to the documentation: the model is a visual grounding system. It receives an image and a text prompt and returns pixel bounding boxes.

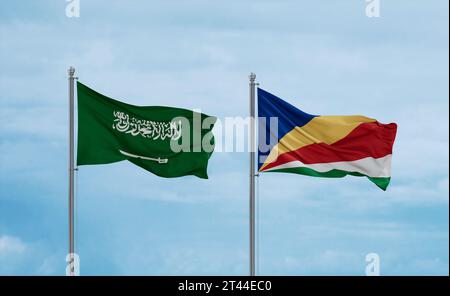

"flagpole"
[249,72,256,276]
[68,66,75,276]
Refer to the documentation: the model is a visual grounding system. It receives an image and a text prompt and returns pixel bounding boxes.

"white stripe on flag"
[264,155,392,178]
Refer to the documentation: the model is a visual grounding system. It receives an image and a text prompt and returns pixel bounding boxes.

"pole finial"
[68,67,75,77]
[249,72,256,82]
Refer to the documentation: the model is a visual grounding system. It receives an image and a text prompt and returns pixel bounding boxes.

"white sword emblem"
[119,150,168,164]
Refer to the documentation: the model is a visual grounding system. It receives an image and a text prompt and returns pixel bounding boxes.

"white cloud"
[37,255,60,275]
[0,235,26,254]
[114,243,247,275]
[0,235,28,274]
[0,107,66,141]
[0,234,65,275]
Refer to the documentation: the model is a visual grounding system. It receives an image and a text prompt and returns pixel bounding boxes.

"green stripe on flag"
[265,167,391,190]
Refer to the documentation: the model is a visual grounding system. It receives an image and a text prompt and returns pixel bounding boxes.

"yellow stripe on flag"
[260,115,376,171]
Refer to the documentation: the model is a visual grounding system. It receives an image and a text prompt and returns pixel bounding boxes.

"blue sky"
[0,0,448,275]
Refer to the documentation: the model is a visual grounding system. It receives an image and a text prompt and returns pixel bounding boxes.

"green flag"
[76,82,216,179]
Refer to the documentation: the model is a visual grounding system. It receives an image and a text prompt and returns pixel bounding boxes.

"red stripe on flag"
[261,121,397,171]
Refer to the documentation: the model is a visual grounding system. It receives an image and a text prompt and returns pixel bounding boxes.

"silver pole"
[249,72,256,276]
[68,66,75,276]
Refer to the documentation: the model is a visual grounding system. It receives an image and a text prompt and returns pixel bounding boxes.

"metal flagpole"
[68,66,75,276]
[249,72,256,276]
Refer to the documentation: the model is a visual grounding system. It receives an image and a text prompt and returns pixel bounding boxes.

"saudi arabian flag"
[76,82,216,179]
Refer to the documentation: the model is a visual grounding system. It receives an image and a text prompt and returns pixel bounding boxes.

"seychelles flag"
[258,88,397,190]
